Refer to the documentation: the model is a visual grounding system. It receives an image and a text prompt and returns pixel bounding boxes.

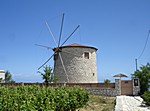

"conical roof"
[60,43,98,50]
[113,73,128,77]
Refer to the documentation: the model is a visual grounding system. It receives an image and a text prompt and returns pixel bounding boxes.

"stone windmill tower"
[53,43,98,83]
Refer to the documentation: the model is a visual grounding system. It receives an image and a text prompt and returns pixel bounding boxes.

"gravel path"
[115,96,150,111]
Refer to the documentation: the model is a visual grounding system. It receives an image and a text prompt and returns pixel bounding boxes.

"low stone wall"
[86,87,119,96]
[85,79,120,96]
[0,82,115,88]
[0,79,140,96]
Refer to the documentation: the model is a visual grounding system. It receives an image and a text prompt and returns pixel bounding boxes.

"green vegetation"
[78,95,116,111]
[104,79,111,87]
[0,86,89,111]
[5,71,15,83]
[38,66,57,86]
[141,91,150,106]
[0,78,3,82]
[132,63,150,94]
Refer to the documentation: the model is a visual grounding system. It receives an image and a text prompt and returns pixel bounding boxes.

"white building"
[53,43,98,83]
[0,70,5,82]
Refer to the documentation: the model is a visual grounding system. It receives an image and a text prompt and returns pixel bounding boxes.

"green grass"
[78,95,116,111]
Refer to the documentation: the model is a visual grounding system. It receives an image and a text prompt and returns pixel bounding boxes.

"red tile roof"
[60,43,98,50]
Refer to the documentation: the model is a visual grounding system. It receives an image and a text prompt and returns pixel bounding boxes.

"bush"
[141,91,150,106]
[0,86,89,111]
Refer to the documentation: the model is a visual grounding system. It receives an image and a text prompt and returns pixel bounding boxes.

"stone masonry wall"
[132,79,140,95]
[85,79,140,96]
[115,79,121,95]
[86,79,121,96]
[86,88,119,96]
[54,47,98,83]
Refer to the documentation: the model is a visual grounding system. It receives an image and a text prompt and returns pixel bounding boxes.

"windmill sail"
[37,14,80,83]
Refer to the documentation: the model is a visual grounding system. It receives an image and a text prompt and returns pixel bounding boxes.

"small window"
[84,52,89,59]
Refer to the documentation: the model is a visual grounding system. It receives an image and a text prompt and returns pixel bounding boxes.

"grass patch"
[78,95,116,111]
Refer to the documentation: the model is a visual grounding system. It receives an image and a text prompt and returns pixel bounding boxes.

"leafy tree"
[104,79,111,87]
[132,63,150,95]
[5,71,15,83]
[38,66,56,86]
[141,91,150,106]
[0,78,3,83]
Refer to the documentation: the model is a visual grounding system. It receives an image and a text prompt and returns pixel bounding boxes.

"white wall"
[0,72,5,81]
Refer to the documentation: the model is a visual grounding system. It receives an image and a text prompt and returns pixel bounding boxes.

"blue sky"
[0,0,150,83]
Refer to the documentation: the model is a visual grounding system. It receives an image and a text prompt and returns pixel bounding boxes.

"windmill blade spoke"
[35,44,53,50]
[38,53,55,70]
[61,25,80,46]
[58,13,64,47]
[45,21,58,47]
[58,53,69,82]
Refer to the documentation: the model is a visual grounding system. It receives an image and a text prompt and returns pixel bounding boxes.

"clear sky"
[0,0,150,83]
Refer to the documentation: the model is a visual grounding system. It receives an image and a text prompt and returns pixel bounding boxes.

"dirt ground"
[78,95,116,111]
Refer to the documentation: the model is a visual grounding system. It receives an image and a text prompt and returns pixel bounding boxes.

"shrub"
[0,86,89,111]
[141,91,150,106]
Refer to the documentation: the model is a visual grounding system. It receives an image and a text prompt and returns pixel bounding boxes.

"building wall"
[86,79,140,96]
[54,47,98,83]
[121,80,133,95]
[132,78,140,95]
[0,71,5,82]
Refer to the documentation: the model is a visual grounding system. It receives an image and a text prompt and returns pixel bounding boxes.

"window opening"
[84,52,89,59]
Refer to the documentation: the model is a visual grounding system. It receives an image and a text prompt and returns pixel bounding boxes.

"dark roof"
[60,43,98,50]
[113,73,128,77]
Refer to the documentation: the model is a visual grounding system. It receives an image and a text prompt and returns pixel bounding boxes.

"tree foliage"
[141,91,150,106]
[5,71,15,83]
[104,79,111,87]
[132,63,150,95]
[0,78,3,83]
[38,66,56,85]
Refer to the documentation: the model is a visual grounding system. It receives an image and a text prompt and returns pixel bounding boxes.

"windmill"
[36,13,80,83]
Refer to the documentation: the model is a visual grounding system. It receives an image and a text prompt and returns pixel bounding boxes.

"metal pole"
[135,59,138,71]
